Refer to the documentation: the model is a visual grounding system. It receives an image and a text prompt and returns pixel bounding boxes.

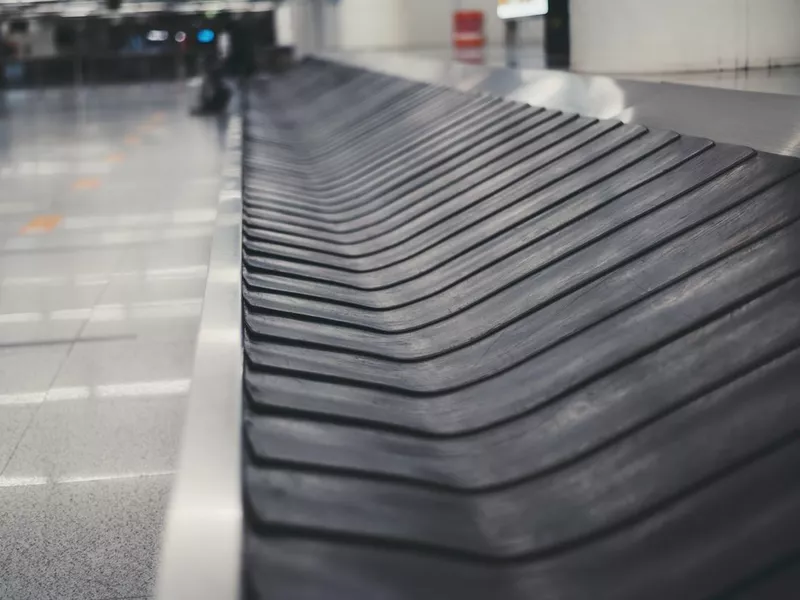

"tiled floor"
[0,83,225,600]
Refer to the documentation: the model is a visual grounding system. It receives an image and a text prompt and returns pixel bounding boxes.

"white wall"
[571,0,800,74]
[391,0,544,49]
[275,2,296,46]
[335,0,408,49]
[279,0,544,52]
[280,0,333,54]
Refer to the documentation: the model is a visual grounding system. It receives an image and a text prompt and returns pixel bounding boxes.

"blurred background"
[1,0,799,91]
[0,0,281,87]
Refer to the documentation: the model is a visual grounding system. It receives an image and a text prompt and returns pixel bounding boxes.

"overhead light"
[147,29,168,42]
[197,28,215,44]
[497,0,549,19]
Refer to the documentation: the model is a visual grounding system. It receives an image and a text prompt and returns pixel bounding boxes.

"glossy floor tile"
[80,300,204,341]
[1,392,186,483]
[0,279,105,315]
[98,271,208,306]
[0,345,71,398]
[0,83,224,600]
[0,405,38,472]
[50,339,197,387]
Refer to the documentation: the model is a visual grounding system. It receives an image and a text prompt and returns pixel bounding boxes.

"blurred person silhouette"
[193,54,231,115]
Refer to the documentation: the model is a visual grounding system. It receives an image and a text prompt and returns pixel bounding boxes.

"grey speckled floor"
[0,83,225,600]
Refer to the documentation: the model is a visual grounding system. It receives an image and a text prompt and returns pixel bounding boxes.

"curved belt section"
[242,60,800,600]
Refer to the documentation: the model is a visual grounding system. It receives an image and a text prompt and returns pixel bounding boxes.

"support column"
[275,0,334,56]
[544,0,569,68]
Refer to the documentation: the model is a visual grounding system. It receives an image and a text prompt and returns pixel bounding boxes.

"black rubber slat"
[241,62,800,600]
[244,100,531,207]
[248,104,547,213]
[242,127,682,275]
[246,92,513,182]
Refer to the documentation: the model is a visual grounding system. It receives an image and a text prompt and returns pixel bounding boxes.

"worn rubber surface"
[242,59,800,599]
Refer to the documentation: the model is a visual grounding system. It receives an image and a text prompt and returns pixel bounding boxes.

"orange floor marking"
[124,135,141,145]
[21,215,62,234]
[150,111,166,122]
[106,152,125,163]
[72,177,102,191]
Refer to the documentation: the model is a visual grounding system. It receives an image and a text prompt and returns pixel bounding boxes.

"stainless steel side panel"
[324,51,800,159]
[156,116,244,600]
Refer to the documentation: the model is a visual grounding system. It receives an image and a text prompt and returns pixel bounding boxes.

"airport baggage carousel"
[160,57,800,600]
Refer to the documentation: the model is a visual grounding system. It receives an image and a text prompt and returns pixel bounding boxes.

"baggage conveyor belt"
[240,59,800,599]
